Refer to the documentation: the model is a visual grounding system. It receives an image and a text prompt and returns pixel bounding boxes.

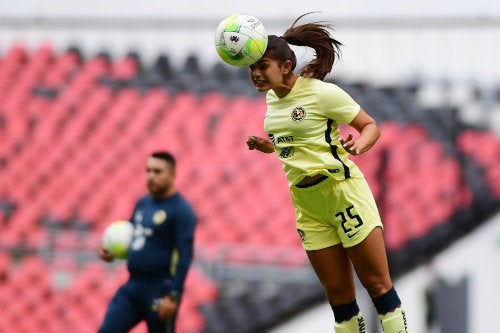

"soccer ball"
[101,220,134,259]
[214,13,268,67]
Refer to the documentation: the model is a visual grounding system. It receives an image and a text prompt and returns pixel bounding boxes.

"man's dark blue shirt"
[127,192,196,294]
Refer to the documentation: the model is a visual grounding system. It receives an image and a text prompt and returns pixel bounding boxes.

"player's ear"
[282,60,293,75]
[170,166,176,177]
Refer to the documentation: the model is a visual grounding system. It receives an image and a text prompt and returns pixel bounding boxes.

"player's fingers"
[247,141,257,149]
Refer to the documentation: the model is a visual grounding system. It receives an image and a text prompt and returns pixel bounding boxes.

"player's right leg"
[292,177,366,332]
[347,227,407,333]
[307,245,365,333]
[98,284,141,333]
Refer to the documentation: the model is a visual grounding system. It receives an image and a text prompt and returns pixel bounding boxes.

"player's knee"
[323,283,356,305]
[362,279,393,299]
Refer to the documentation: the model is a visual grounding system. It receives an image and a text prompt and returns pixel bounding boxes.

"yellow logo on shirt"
[153,210,167,225]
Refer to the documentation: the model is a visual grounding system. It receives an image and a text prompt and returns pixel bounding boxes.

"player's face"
[146,157,175,198]
[249,56,286,92]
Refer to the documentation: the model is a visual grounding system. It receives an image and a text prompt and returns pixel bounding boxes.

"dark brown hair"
[265,13,343,80]
[151,151,176,170]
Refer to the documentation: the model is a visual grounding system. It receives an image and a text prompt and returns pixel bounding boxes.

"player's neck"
[274,75,298,98]
[153,188,177,200]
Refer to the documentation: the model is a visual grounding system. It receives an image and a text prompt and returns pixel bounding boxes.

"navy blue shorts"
[98,278,177,333]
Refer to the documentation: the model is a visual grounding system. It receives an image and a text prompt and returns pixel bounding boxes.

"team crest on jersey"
[291,106,306,121]
[153,210,167,225]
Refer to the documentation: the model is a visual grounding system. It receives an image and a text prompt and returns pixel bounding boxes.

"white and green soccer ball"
[214,13,268,67]
[102,220,134,259]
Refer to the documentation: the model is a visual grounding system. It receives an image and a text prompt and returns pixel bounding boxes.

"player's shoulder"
[175,192,196,216]
[136,195,151,205]
[315,81,355,104]
[315,78,345,91]
[300,77,345,93]
[135,195,157,210]
[172,193,196,211]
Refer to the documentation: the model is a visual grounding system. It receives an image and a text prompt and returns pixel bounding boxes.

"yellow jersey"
[264,76,364,186]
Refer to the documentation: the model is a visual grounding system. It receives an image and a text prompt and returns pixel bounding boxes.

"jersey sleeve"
[170,203,197,294]
[320,84,360,125]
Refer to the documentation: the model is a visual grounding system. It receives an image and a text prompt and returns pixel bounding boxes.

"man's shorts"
[290,176,383,251]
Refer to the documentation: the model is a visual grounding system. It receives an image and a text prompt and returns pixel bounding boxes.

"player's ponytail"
[276,12,342,80]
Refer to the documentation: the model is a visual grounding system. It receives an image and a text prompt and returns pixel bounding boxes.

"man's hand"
[158,295,178,320]
[97,246,115,262]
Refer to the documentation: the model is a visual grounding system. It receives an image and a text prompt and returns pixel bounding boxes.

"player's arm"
[340,108,380,155]
[247,135,274,153]
[159,207,196,320]
[160,205,196,320]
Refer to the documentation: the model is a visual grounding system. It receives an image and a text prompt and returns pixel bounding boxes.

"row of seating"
[0,44,307,333]
[1,44,499,253]
[1,96,480,249]
[2,43,500,333]
[0,253,217,333]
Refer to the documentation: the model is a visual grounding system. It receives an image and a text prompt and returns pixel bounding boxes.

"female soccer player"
[246,13,408,333]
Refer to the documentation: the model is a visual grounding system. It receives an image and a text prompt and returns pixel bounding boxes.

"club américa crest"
[291,106,306,121]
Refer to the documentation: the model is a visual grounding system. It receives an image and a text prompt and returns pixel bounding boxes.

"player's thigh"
[346,227,393,298]
[335,178,383,247]
[140,280,174,333]
[98,286,141,333]
[306,244,356,304]
[142,295,175,333]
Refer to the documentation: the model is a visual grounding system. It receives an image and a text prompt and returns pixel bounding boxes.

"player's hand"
[97,246,115,262]
[246,136,274,153]
[339,132,360,155]
[158,296,178,320]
